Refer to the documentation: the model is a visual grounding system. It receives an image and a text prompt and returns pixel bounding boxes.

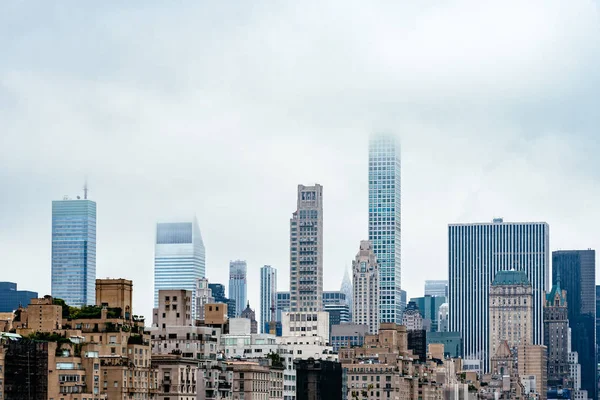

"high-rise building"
[448,219,549,373]
[518,345,548,399]
[402,301,423,331]
[260,265,277,333]
[340,269,353,319]
[0,282,37,313]
[352,240,380,334]
[368,134,402,324]
[290,184,323,313]
[240,301,258,334]
[276,291,290,322]
[51,195,97,307]
[488,270,533,367]
[154,218,206,319]
[195,278,214,321]
[596,285,600,386]
[410,295,446,332]
[544,276,571,389]
[552,250,596,399]
[228,260,247,317]
[208,283,237,319]
[424,280,448,298]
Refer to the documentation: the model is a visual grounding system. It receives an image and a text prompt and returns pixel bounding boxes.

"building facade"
[448,219,549,372]
[196,278,214,321]
[352,240,379,334]
[368,134,402,324]
[154,218,206,319]
[294,359,342,400]
[340,269,353,319]
[402,301,423,331]
[424,280,448,298]
[240,302,258,334]
[260,266,277,333]
[290,184,323,313]
[0,282,37,313]
[410,295,446,332]
[488,270,533,365]
[552,249,596,399]
[330,323,369,352]
[51,196,97,307]
[518,345,548,399]
[544,277,571,389]
[229,260,248,317]
[209,283,237,319]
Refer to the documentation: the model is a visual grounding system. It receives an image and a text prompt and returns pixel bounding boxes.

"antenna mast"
[83,180,88,200]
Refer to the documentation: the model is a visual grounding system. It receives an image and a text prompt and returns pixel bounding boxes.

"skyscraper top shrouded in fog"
[51,193,97,307]
[368,134,402,324]
[290,184,323,313]
[448,219,549,373]
[153,217,206,319]
[229,260,247,317]
[552,249,596,400]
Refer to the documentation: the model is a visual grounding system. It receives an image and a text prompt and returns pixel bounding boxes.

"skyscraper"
[340,269,353,319]
[260,265,277,333]
[448,219,549,373]
[544,276,571,389]
[290,184,323,313]
[229,260,247,317]
[208,283,237,319]
[424,280,448,298]
[368,134,402,324]
[154,217,206,319]
[488,270,533,367]
[51,195,97,307]
[352,240,379,334]
[552,250,596,399]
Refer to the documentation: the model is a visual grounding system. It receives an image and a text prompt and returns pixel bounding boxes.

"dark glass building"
[3,339,50,400]
[294,359,342,400]
[0,282,37,312]
[552,250,596,399]
[208,283,237,319]
[407,330,427,362]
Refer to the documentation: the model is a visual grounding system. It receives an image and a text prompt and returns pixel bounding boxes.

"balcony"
[218,382,232,390]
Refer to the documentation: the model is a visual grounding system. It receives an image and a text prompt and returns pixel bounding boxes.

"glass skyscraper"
[51,197,97,307]
[260,265,277,333]
[154,217,205,319]
[448,219,549,373]
[229,260,247,317]
[368,134,402,324]
[552,250,596,399]
[0,282,38,312]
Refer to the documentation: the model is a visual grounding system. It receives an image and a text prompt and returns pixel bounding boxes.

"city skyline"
[2,2,600,328]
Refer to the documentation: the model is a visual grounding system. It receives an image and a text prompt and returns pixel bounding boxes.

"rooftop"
[492,270,530,286]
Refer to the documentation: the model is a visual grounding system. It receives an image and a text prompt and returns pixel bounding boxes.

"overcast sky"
[1,1,600,321]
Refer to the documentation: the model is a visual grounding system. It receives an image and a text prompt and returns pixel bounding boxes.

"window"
[173,296,177,301]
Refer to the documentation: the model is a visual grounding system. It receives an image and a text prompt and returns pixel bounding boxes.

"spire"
[83,178,89,199]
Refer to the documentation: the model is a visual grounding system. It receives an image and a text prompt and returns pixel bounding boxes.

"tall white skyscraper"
[154,217,206,319]
[229,260,247,317]
[352,240,379,334]
[368,134,402,324]
[290,184,323,312]
[448,218,549,373]
[424,280,448,298]
[260,265,277,333]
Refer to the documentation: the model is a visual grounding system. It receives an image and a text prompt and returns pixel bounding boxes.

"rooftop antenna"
[83,179,88,200]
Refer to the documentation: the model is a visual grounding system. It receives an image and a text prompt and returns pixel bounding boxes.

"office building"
[229,260,248,317]
[209,283,237,319]
[294,359,342,400]
[277,291,291,322]
[368,134,402,324]
[0,282,37,313]
[352,240,379,334]
[324,303,350,336]
[51,195,96,307]
[330,323,368,352]
[410,295,446,332]
[488,270,533,367]
[448,219,549,372]
[427,331,463,359]
[290,184,323,313]
[340,269,353,319]
[552,250,596,399]
[402,301,423,331]
[518,345,548,399]
[597,285,600,387]
[424,280,448,298]
[195,278,214,321]
[154,217,206,319]
[260,265,277,333]
[438,303,449,332]
[544,276,571,389]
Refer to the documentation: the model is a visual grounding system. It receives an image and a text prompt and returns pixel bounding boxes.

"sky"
[1,1,600,322]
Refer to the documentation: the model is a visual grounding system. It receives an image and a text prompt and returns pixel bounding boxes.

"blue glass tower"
[368,134,402,324]
[51,197,97,307]
[229,260,247,317]
[0,282,38,312]
[154,218,206,319]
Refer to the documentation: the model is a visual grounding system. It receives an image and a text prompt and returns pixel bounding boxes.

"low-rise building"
[152,354,199,400]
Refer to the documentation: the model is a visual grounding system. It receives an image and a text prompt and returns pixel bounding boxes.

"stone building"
[544,276,572,389]
[240,302,258,334]
[229,361,271,400]
[152,354,199,400]
[402,301,423,331]
[352,240,379,334]
[489,269,533,364]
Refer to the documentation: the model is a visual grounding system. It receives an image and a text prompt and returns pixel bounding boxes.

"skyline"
[2,2,600,323]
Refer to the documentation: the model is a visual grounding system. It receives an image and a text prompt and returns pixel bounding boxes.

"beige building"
[229,361,271,400]
[352,240,379,334]
[96,278,133,319]
[518,345,547,400]
[154,290,193,328]
[14,295,62,332]
[204,303,229,325]
[489,270,533,364]
[152,354,199,400]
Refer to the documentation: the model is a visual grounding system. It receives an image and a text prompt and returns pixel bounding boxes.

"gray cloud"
[1,1,599,320]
